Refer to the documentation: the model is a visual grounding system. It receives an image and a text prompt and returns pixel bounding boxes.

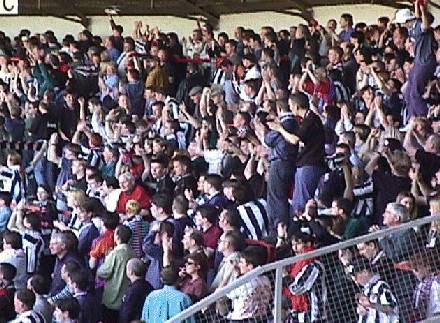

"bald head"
[126,258,146,279]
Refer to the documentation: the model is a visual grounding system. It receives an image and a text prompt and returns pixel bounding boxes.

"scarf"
[283,246,316,312]
[413,273,438,321]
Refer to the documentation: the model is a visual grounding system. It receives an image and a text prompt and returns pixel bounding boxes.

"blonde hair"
[126,199,140,215]
[7,151,21,166]
[430,197,440,215]
[67,190,87,208]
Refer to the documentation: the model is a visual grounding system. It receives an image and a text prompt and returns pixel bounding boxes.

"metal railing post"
[274,266,283,323]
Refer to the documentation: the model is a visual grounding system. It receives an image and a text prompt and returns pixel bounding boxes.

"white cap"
[394,9,415,24]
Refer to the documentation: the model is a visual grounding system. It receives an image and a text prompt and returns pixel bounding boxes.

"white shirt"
[203,149,224,175]
[0,248,27,289]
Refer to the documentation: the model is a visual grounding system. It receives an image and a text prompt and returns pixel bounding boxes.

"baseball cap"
[394,9,415,24]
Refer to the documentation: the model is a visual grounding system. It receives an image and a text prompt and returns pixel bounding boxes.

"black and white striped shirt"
[358,274,399,323]
[237,199,270,240]
[22,229,44,274]
[352,178,374,219]
[9,310,45,323]
[0,165,24,202]
[289,260,327,322]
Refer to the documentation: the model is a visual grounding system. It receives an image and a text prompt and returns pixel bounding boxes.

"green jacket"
[97,243,135,310]
[33,63,54,97]
[342,217,366,240]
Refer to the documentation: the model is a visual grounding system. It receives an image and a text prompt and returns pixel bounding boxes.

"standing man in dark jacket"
[263,100,298,227]
[268,92,326,214]
[119,258,152,323]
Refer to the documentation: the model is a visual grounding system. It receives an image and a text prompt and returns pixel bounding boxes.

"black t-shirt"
[415,149,440,184]
[295,110,326,168]
[372,170,411,225]
[29,113,50,140]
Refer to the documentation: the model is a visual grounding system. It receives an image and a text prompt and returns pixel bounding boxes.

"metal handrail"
[167,214,440,322]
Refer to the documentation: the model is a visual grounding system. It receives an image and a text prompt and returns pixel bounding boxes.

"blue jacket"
[264,113,298,162]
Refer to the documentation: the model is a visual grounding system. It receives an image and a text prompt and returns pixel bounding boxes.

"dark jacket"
[264,112,298,162]
[119,279,153,323]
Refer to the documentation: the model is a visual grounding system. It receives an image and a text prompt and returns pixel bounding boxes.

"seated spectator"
[351,257,399,323]
[97,225,135,323]
[53,297,81,323]
[141,266,194,323]
[226,246,273,321]
[178,252,208,302]
[0,263,17,322]
[27,274,53,323]
[119,258,153,323]
[10,289,45,323]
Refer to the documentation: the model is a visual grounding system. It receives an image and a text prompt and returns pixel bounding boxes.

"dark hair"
[69,270,89,291]
[159,221,174,237]
[3,230,22,249]
[196,205,218,225]
[232,181,253,204]
[204,174,223,192]
[223,230,245,251]
[55,297,81,320]
[185,252,208,276]
[172,195,189,214]
[289,92,309,110]
[172,155,192,172]
[341,13,353,26]
[240,246,267,267]
[291,230,315,244]
[28,274,46,294]
[63,261,81,278]
[221,209,242,230]
[102,213,119,230]
[161,265,179,285]
[0,262,17,282]
[334,198,353,216]
[152,193,173,215]
[115,225,132,244]
[150,156,168,168]
[0,192,12,206]
[15,289,36,310]
[24,212,41,230]
[103,176,119,189]
[189,230,205,247]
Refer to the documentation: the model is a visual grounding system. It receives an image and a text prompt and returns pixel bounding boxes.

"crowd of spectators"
[0,0,439,322]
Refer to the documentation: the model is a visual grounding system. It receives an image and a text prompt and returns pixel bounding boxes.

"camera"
[326,153,347,171]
